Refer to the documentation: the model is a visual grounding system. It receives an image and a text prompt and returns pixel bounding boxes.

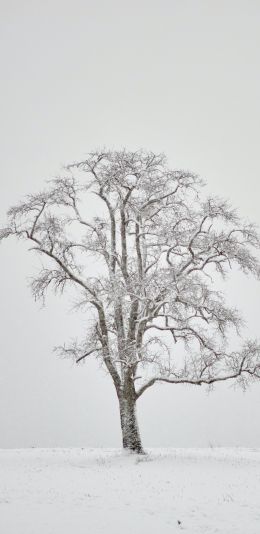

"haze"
[0,0,260,448]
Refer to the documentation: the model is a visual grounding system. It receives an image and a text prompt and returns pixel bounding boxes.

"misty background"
[1,0,260,448]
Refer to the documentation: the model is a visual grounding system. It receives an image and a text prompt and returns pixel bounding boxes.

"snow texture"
[0,448,260,533]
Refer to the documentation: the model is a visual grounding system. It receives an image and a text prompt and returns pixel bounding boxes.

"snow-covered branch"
[2,149,260,423]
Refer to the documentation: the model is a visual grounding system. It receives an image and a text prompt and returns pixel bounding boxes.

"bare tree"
[2,149,260,453]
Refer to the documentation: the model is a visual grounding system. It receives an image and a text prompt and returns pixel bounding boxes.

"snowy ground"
[0,448,260,533]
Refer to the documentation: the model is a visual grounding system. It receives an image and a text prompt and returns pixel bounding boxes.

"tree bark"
[119,394,144,454]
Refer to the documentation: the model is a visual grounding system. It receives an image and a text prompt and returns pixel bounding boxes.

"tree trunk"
[119,395,144,454]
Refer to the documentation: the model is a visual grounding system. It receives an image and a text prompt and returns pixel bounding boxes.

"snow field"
[0,448,260,533]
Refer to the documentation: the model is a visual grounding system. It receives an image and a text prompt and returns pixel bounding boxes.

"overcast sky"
[1,0,260,448]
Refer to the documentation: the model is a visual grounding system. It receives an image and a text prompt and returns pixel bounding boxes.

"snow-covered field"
[0,448,260,533]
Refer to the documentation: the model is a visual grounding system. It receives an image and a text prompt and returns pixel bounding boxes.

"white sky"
[0,0,260,448]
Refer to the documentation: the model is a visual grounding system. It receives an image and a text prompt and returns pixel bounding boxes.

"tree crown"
[2,149,260,396]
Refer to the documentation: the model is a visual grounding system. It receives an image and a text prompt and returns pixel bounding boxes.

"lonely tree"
[2,150,260,453]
